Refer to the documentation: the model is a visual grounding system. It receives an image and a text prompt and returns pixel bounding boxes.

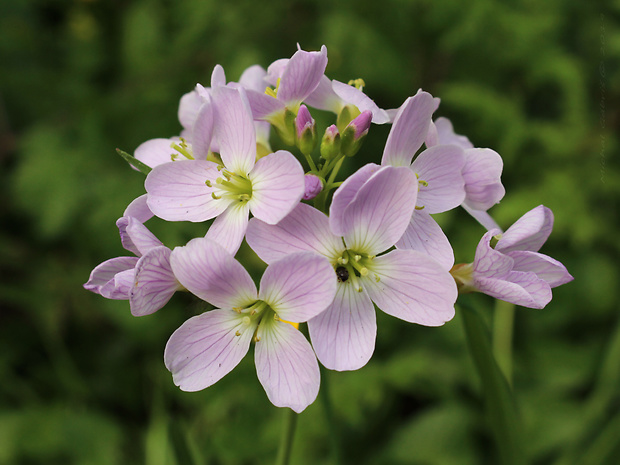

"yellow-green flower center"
[333,249,378,292]
[206,168,253,203]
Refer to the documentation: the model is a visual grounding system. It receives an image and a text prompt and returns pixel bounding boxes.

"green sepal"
[336,104,361,133]
[116,148,152,175]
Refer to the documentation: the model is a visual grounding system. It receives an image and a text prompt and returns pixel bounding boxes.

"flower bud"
[320,125,341,161]
[302,174,323,200]
[296,105,317,156]
[341,110,372,157]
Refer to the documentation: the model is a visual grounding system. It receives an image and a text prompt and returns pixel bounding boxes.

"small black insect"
[336,266,349,282]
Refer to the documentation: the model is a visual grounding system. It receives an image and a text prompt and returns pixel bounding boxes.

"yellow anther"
[359,267,368,277]
[415,205,425,210]
[374,274,381,282]
[354,255,362,262]
[347,78,366,91]
[232,307,243,313]
[235,330,241,336]
[337,256,348,265]
[418,179,429,187]
[265,87,277,98]
[205,180,212,187]
[211,192,221,200]
[217,164,225,171]
[242,316,251,325]
[253,335,261,342]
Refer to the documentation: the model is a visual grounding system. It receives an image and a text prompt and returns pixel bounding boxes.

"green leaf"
[117,148,152,174]
[459,297,526,465]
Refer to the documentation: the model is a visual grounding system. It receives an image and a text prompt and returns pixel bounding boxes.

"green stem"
[459,297,526,465]
[320,365,343,464]
[492,300,515,386]
[275,408,298,465]
[303,151,318,172]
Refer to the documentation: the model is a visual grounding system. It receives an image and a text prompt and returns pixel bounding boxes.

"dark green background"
[1,0,619,463]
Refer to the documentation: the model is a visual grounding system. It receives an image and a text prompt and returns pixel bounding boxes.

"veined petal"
[259,252,337,323]
[331,80,390,124]
[329,163,382,236]
[308,283,376,371]
[116,216,162,257]
[191,96,214,160]
[101,268,134,300]
[340,166,418,256]
[178,89,206,133]
[164,310,254,392]
[474,230,514,277]
[461,204,502,231]
[246,203,345,264]
[123,194,154,223]
[474,273,552,309]
[245,89,287,120]
[84,257,138,294]
[211,64,226,88]
[131,246,181,316]
[266,58,289,85]
[497,205,554,253]
[412,145,466,214]
[395,210,455,270]
[382,92,439,167]
[506,250,574,288]
[248,150,304,225]
[239,64,268,93]
[432,117,474,149]
[134,138,177,168]
[170,238,257,309]
[204,202,250,256]
[304,75,343,113]
[277,45,328,105]
[462,148,505,210]
[212,86,256,175]
[255,318,320,413]
[363,249,456,326]
[145,160,230,222]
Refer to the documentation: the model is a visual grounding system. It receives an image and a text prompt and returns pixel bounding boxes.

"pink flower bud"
[302,174,323,200]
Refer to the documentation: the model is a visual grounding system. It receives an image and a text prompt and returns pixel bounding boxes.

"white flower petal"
[170,237,257,309]
[259,252,337,322]
[363,249,456,326]
[205,202,250,256]
[255,318,320,413]
[164,310,254,392]
[308,283,377,371]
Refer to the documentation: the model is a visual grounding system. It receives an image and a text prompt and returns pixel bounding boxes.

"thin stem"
[320,365,343,464]
[459,296,526,465]
[492,300,515,386]
[303,151,318,172]
[275,408,298,465]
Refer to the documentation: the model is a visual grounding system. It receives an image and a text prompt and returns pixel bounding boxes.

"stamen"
[418,179,428,187]
[205,180,212,187]
[211,192,221,200]
[415,205,425,210]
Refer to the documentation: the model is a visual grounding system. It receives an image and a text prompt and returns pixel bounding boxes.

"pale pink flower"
[165,238,337,412]
[452,205,573,308]
[426,117,505,231]
[381,93,466,270]
[84,197,181,316]
[145,86,305,254]
[247,164,457,371]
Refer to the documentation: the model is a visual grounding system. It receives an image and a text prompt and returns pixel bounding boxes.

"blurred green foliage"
[1,0,619,464]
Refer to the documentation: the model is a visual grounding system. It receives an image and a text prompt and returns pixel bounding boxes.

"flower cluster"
[85,45,572,412]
